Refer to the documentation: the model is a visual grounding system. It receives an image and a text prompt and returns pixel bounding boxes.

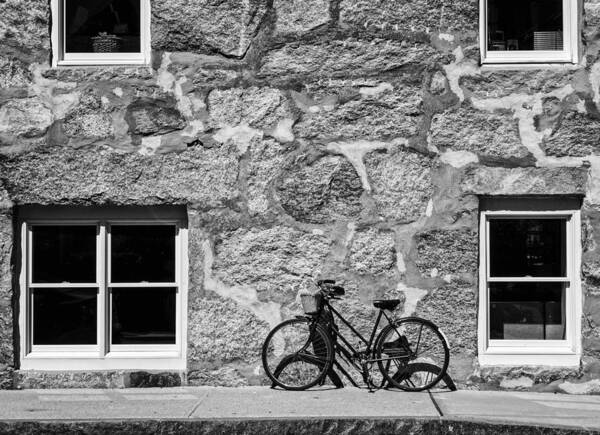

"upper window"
[480,0,579,64]
[478,198,582,366]
[18,207,188,371]
[51,0,150,66]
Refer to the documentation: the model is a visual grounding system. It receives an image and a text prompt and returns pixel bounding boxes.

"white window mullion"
[175,223,181,350]
[26,224,33,288]
[109,282,178,288]
[98,223,107,358]
[487,277,570,283]
[572,210,583,355]
[26,224,33,356]
[28,283,100,289]
[61,0,66,62]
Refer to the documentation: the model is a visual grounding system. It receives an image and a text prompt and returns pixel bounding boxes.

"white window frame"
[50,0,151,67]
[478,207,582,366]
[18,207,188,371]
[479,0,579,65]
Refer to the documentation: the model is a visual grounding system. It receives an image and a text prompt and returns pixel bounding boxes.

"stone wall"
[1,0,600,391]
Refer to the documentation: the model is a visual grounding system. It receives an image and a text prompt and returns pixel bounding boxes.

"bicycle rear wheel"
[262,317,334,390]
[375,317,449,391]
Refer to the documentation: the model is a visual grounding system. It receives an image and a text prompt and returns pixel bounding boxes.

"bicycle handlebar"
[316,279,345,297]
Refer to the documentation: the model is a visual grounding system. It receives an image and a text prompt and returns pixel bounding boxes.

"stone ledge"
[0,418,594,435]
[13,371,183,389]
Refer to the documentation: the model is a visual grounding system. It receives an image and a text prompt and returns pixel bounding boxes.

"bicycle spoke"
[415,324,423,355]
[297,351,328,365]
[376,318,449,392]
[404,377,416,388]
[262,318,334,390]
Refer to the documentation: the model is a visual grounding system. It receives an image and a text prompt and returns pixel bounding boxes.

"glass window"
[23,213,183,365]
[479,205,581,367]
[487,217,568,341]
[31,225,97,283]
[30,225,98,347]
[489,219,566,277]
[64,0,141,54]
[52,0,150,66]
[489,282,565,340]
[481,0,578,64]
[111,225,176,283]
[33,288,98,345]
[112,288,176,344]
[487,0,563,52]
[109,224,178,347]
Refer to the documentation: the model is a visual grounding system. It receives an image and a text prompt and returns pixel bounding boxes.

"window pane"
[32,226,96,283]
[64,0,141,53]
[489,219,566,277]
[487,0,563,51]
[33,288,97,345]
[111,225,176,283]
[111,288,176,344]
[490,282,565,340]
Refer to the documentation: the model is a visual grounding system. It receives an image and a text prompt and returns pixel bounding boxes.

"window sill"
[21,353,185,371]
[480,62,580,71]
[56,60,150,68]
[479,351,580,367]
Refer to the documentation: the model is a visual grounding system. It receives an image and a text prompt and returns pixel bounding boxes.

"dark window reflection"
[488,0,563,51]
[33,288,97,345]
[489,219,566,277]
[111,225,176,283]
[65,0,141,53]
[490,282,564,340]
[112,288,176,344]
[32,226,96,283]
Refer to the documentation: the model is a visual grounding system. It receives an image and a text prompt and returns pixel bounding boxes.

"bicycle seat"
[373,299,401,310]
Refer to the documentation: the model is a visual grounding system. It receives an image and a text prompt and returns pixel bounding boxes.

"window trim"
[479,0,579,65]
[18,208,188,371]
[50,0,151,67]
[478,208,582,367]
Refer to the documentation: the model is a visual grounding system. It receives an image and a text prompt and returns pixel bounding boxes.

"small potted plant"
[92,31,121,53]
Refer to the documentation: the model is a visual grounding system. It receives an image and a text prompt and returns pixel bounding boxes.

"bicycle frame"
[318,298,397,388]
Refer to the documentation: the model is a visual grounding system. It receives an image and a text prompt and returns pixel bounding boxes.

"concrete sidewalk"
[0,387,599,433]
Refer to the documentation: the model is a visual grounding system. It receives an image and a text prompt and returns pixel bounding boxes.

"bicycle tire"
[389,362,456,391]
[375,317,449,392]
[262,317,334,391]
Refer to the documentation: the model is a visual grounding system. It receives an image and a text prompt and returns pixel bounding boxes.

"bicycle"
[261,279,450,392]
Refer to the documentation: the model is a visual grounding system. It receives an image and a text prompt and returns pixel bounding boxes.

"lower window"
[478,198,581,366]
[18,207,187,370]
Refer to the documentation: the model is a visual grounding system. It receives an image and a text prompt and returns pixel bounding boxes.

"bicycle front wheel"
[375,317,449,391]
[262,317,334,391]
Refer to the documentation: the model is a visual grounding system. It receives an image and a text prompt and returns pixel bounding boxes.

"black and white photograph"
[0,0,598,433]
